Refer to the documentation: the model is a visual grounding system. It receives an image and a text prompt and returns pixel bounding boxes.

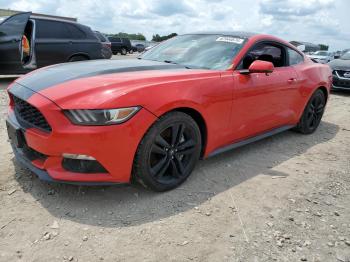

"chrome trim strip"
[335,70,350,80]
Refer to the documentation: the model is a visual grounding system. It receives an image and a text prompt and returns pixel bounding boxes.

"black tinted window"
[0,13,30,36]
[95,31,106,42]
[36,20,70,39]
[288,48,304,65]
[241,43,286,69]
[108,37,121,42]
[66,24,86,39]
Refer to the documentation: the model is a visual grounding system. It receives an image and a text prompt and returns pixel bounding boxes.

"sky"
[1,0,349,51]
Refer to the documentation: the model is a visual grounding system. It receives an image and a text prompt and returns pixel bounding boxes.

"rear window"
[95,31,107,42]
[108,37,121,42]
[65,23,86,39]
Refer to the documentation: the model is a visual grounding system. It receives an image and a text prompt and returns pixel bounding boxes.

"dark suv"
[0,12,105,74]
[108,36,132,55]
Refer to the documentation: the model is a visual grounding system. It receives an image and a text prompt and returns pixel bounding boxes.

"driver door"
[0,12,31,74]
[229,42,300,142]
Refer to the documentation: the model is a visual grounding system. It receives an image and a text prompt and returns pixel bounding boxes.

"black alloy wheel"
[294,89,326,134]
[133,112,201,191]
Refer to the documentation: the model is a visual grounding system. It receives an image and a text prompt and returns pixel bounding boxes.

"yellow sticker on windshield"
[216,37,244,44]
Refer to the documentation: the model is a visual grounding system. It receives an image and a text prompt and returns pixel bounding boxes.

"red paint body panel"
[7,33,332,183]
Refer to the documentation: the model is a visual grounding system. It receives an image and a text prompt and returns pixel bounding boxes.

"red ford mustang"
[6,32,332,191]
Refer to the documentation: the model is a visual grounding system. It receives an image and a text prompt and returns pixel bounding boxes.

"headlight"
[64,107,141,125]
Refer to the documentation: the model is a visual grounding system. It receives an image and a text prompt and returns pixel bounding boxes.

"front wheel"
[132,112,202,191]
[294,89,326,134]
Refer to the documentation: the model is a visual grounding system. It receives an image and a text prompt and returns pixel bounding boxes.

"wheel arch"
[167,107,208,158]
[67,53,90,61]
[317,86,329,103]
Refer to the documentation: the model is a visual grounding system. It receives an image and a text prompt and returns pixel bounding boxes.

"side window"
[0,13,30,36]
[240,43,286,69]
[288,48,304,65]
[36,20,70,39]
[65,24,86,39]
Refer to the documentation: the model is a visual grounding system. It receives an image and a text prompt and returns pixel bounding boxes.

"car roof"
[185,31,257,38]
[30,15,79,25]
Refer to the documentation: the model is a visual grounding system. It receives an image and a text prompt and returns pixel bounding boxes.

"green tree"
[152,33,178,42]
[107,32,146,41]
[319,44,329,51]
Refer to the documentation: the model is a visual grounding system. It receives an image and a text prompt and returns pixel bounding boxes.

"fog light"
[62,153,95,160]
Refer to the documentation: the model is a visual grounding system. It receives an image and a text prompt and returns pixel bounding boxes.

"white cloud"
[1,0,349,50]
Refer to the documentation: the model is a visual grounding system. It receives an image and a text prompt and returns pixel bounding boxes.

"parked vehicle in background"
[134,43,145,52]
[334,51,342,59]
[328,51,350,90]
[108,36,132,55]
[0,12,105,74]
[307,51,333,64]
[6,32,332,191]
[94,31,112,59]
[144,42,159,51]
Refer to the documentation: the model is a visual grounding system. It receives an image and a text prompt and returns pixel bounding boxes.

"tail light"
[8,92,14,107]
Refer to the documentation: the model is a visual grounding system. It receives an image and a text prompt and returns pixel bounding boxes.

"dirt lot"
[0,72,349,262]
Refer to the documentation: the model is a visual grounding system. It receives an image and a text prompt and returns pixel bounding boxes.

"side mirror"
[239,60,274,75]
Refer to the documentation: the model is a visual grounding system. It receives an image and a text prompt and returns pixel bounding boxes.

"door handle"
[287,78,297,84]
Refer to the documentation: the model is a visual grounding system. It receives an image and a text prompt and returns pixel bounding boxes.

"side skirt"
[207,125,295,158]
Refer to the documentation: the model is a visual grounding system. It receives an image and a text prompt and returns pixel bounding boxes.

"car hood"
[14,59,216,109]
[328,59,350,70]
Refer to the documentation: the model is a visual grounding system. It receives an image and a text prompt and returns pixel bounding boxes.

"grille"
[334,80,350,88]
[22,144,47,161]
[12,95,52,132]
[335,70,350,78]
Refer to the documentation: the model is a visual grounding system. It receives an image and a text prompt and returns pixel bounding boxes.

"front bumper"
[332,73,350,90]
[7,88,157,184]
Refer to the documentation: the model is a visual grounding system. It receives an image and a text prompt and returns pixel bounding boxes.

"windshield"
[314,51,329,56]
[341,51,350,60]
[0,17,7,24]
[140,34,246,70]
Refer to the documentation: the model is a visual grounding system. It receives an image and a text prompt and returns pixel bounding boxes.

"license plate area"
[6,120,25,148]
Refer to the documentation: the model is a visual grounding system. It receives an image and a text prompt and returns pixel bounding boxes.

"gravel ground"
[0,69,349,262]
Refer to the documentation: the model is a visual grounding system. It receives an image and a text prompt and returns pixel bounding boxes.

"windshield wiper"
[163,60,177,64]
[163,60,191,69]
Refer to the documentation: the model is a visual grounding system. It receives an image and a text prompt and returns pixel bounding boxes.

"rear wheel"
[132,112,202,191]
[69,55,88,62]
[294,89,326,134]
[121,48,127,55]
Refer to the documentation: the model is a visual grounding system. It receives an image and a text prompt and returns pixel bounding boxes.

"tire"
[294,89,326,134]
[132,112,202,191]
[69,55,88,62]
[121,48,127,55]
